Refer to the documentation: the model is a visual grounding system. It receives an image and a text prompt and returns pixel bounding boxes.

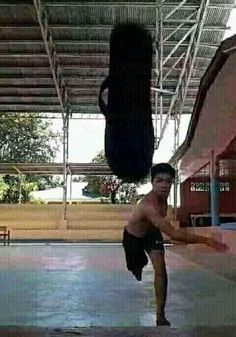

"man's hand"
[205,237,229,252]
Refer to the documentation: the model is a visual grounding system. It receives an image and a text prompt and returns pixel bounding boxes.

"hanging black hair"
[151,163,176,182]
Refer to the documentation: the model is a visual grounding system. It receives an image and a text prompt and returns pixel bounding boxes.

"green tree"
[82,150,119,201]
[0,113,62,203]
[84,150,148,204]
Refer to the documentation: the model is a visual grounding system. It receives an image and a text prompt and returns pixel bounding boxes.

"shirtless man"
[122,163,228,326]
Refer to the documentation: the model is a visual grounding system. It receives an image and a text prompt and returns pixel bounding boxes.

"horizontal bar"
[0,24,230,31]
[0,96,196,102]
[0,65,207,73]
[0,40,219,49]
[163,19,197,24]
[151,87,176,95]
[0,76,202,81]
[45,2,236,9]
[0,55,214,63]
[0,96,59,101]
[0,102,194,108]
[0,103,60,107]
[1,113,180,120]
[0,2,234,8]
[0,110,193,115]
[0,54,47,58]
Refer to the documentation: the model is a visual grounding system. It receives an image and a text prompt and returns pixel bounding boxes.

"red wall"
[218,179,236,213]
[178,178,236,225]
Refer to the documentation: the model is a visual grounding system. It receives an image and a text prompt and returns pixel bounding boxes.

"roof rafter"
[0,1,234,9]
[0,24,230,31]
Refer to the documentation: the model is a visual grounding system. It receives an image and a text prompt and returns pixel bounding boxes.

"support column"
[154,0,163,149]
[210,150,220,226]
[70,174,72,203]
[173,163,180,221]
[67,166,72,203]
[13,167,23,204]
[173,112,180,220]
[62,110,69,220]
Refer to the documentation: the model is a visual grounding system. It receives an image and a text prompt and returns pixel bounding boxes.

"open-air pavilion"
[0,1,236,335]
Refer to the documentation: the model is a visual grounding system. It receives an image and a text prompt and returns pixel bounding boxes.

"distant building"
[30,182,100,204]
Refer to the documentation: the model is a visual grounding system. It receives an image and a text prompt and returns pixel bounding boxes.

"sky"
[52,9,236,165]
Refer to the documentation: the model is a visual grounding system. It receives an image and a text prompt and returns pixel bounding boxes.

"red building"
[171,35,236,227]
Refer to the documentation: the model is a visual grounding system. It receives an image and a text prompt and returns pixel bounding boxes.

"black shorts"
[122,227,165,255]
[122,227,165,281]
[143,227,165,254]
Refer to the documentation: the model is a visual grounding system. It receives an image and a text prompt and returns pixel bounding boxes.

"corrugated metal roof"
[0,162,112,175]
[0,0,234,118]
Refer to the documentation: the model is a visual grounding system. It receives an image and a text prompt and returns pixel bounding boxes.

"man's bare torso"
[126,191,167,237]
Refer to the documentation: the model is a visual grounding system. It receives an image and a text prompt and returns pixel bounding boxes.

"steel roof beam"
[44,2,236,8]
[0,110,193,116]
[0,40,219,49]
[0,78,202,86]
[1,113,194,120]
[0,2,234,9]
[0,25,230,31]
[0,65,208,72]
[0,53,214,61]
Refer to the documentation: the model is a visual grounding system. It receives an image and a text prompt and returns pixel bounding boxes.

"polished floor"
[0,242,235,331]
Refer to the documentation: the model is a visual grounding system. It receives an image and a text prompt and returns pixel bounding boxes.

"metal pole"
[163,12,196,44]
[163,25,195,66]
[13,166,23,204]
[19,173,22,204]
[62,110,69,220]
[159,1,163,137]
[173,117,179,218]
[173,176,178,219]
[67,165,72,203]
[163,52,185,82]
[70,173,72,202]
[154,1,160,148]
[210,150,220,226]
[165,0,189,20]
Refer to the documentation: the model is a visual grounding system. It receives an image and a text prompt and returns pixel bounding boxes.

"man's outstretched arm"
[147,208,228,251]
[164,221,227,251]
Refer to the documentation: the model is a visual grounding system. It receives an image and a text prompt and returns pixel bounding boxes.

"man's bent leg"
[148,250,170,326]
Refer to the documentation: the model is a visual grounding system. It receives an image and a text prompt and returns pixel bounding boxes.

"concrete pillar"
[210,150,220,226]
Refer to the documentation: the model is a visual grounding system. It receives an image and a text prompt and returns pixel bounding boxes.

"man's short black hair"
[151,163,176,182]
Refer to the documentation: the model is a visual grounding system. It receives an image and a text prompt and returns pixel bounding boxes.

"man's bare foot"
[156,317,171,326]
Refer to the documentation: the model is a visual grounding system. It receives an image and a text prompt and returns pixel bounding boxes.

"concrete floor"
[1,326,236,337]
[0,243,235,334]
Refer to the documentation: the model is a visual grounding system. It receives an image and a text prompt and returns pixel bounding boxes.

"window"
[190,181,230,192]
[190,182,209,192]
[220,182,230,191]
